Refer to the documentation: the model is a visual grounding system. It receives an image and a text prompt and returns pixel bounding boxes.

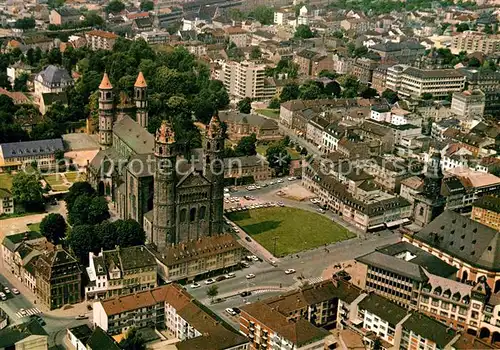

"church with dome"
[88,72,228,251]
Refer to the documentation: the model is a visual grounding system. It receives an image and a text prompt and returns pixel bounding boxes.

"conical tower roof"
[99,73,113,90]
[134,71,147,88]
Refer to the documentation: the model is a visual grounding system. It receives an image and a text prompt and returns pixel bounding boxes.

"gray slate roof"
[0,138,64,159]
[113,116,155,155]
[359,293,407,327]
[219,111,278,130]
[37,65,73,85]
[416,210,500,271]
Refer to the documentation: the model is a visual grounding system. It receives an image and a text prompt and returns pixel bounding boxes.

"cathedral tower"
[98,73,114,149]
[134,72,148,129]
[152,120,177,250]
[205,112,225,235]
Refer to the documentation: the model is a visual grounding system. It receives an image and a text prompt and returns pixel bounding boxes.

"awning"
[385,218,410,227]
[368,224,385,230]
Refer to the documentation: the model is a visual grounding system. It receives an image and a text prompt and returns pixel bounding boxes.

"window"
[199,206,206,220]
[190,208,196,222]
[180,209,187,222]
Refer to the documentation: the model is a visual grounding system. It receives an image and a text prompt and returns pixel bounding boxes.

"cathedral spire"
[134,71,147,88]
[99,72,113,90]
[156,120,175,145]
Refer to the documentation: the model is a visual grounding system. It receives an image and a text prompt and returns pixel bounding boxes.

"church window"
[190,208,196,222]
[216,142,221,151]
[419,207,424,216]
[106,92,111,100]
[199,206,206,220]
[180,209,187,222]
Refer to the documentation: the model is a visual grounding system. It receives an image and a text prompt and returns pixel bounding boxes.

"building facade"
[452,32,500,55]
[451,90,485,117]
[85,30,118,51]
[221,60,275,100]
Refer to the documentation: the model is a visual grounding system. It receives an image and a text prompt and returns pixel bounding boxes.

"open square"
[227,207,356,256]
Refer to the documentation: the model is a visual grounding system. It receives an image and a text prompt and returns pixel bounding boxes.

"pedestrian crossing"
[303,276,324,285]
[16,308,41,318]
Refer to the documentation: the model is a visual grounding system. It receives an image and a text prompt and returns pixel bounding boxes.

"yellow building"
[471,195,500,231]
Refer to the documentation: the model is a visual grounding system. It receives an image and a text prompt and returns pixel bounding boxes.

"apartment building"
[386,65,465,98]
[274,8,294,25]
[451,90,485,117]
[49,7,80,26]
[225,27,248,48]
[0,189,14,215]
[461,69,500,116]
[471,195,500,231]
[0,138,64,171]
[370,41,425,63]
[84,245,157,300]
[34,65,74,97]
[85,30,118,51]
[224,156,272,182]
[363,156,423,193]
[451,32,500,55]
[221,61,275,100]
[93,284,249,349]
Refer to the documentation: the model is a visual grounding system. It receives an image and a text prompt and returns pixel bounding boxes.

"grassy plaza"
[227,207,356,256]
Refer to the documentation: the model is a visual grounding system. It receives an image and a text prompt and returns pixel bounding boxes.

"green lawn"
[227,207,355,256]
[51,184,70,192]
[28,222,41,233]
[0,173,13,191]
[65,172,85,183]
[44,174,65,186]
[256,109,280,119]
[256,144,301,161]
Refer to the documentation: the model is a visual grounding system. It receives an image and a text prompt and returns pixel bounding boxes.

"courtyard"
[226,207,356,256]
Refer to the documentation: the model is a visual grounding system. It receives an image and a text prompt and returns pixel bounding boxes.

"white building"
[0,189,13,215]
[34,65,73,98]
[221,60,275,100]
[451,90,485,118]
[274,8,293,25]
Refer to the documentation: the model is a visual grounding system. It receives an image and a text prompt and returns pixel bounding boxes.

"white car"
[225,308,237,316]
[190,282,201,289]
[246,273,256,279]
[285,269,296,274]
[277,179,284,183]
[205,278,216,285]
[4,287,10,294]
[0,292,6,301]
[317,208,325,214]
[251,256,259,262]
[225,272,236,279]
[12,288,20,295]
[269,181,275,185]
[310,198,318,204]
[287,177,296,181]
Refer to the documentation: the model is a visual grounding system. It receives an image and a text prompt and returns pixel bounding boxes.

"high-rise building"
[221,61,276,100]
[451,32,500,55]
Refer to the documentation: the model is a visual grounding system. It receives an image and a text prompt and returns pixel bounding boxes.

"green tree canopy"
[65,182,96,211]
[207,285,219,303]
[106,0,125,13]
[237,98,252,114]
[12,172,44,211]
[68,194,109,226]
[112,219,146,247]
[280,83,300,102]
[422,92,434,100]
[249,6,274,25]
[68,224,101,265]
[381,89,399,104]
[120,328,146,350]
[140,0,154,11]
[294,25,314,39]
[14,18,35,30]
[40,213,67,244]
[266,141,291,176]
[456,22,469,32]
[235,133,257,156]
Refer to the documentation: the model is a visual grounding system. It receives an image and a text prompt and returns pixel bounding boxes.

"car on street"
[269,181,275,185]
[0,293,6,301]
[12,288,20,295]
[251,256,259,262]
[246,185,256,191]
[190,282,201,289]
[285,269,296,274]
[215,276,226,282]
[240,261,250,268]
[75,314,88,320]
[232,307,241,314]
[245,236,252,242]
[310,198,318,204]
[19,308,27,316]
[4,287,10,294]
[225,272,236,279]
[240,291,252,297]
[31,315,46,326]
[246,273,256,279]
[317,208,325,214]
[205,278,216,285]
[225,308,237,316]
[277,179,284,183]
[277,201,285,207]
[287,177,296,181]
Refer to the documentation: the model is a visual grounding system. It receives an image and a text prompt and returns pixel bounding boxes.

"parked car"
[277,201,285,207]
[225,308,237,316]
[240,291,252,297]
[245,236,252,242]
[285,269,296,274]
[215,275,227,282]
[240,261,250,268]
[225,272,236,279]
[246,273,256,279]
[287,177,296,181]
[12,288,20,295]
[205,278,216,285]
[4,287,10,294]
[0,293,6,301]
[317,208,325,214]
[277,179,284,183]
[232,307,241,314]
[190,282,201,289]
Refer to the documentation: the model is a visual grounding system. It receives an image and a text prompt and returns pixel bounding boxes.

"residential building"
[451,90,485,117]
[294,49,318,76]
[138,30,171,45]
[225,27,248,48]
[461,69,500,116]
[452,32,500,55]
[387,65,465,98]
[39,92,67,115]
[399,176,424,205]
[34,65,74,97]
[370,41,426,63]
[0,319,48,350]
[224,156,272,182]
[364,156,423,194]
[0,138,64,171]
[2,231,45,277]
[142,234,244,283]
[219,111,281,142]
[274,8,294,25]
[307,116,330,147]
[67,325,121,350]
[6,61,33,88]
[340,18,372,33]
[49,7,81,26]
[471,195,500,231]
[84,245,157,300]
[92,284,249,349]
[311,55,335,77]
[35,246,82,310]
[221,61,275,100]
[372,64,390,92]
[85,30,118,51]
[0,189,14,215]
[351,58,379,84]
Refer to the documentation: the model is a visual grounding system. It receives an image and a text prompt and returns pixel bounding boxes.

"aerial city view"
[0,0,499,349]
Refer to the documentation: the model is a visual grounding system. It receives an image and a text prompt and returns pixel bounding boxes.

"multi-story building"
[137,30,171,45]
[67,325,121,350]
[0,189,14,215]
[84,245,157,300]
[460,69,500,116]
[0,138,65,171]
[387,65,465,98]
[399,176,424,205]
[350,58,379,84]
[307,116,330,147]
[2,231,45,276]
[219,111,281,142]
[451,90,485,117]
[471,195,500,231]
[364,156,423,194]
[294,49,319,76]
[273,7,294,25]
[369,41,426,63]
[225,27,248,48]
[224,155,272,183]
[85,30,118,51]
[34,65,74,97]
[143,234,244,283]
[321,122,347,153]
[221,61,275,100]
[35,246,82,310]
[93,284,249,349]
[49,7,81,26]
[451,32,500,55]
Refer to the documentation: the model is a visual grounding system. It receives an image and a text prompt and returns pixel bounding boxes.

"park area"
[227,207,356,256]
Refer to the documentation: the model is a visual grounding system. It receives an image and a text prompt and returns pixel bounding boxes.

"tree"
[106,0,125,13]
[140,0,154,11]
[280,83,300,102]
[323,81,341,97]
[68,224,101,265]
[14,18,36,30]
[113,219,146,247]
[318,70,337,79]
[299,81,322,100]
[266,141,291,175]
[65,182,96,211]
[68,194,109,226]
[11,172,44,212]
[484,24,493,34]
[120,328,146,350]
[237,98,252,114]
[468,57,481,67]
[268,98,280,109]
[381,89,399,104]
[206,285,219,303]
[422,93,434,100]
[250,46,262,60]
[456,22,469,32]
[40,213,67,244]
[360,87,378,99]
[249,6,274,25]
[14,72,29,92]
[235,134,257,156]
[294,25,314,39]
